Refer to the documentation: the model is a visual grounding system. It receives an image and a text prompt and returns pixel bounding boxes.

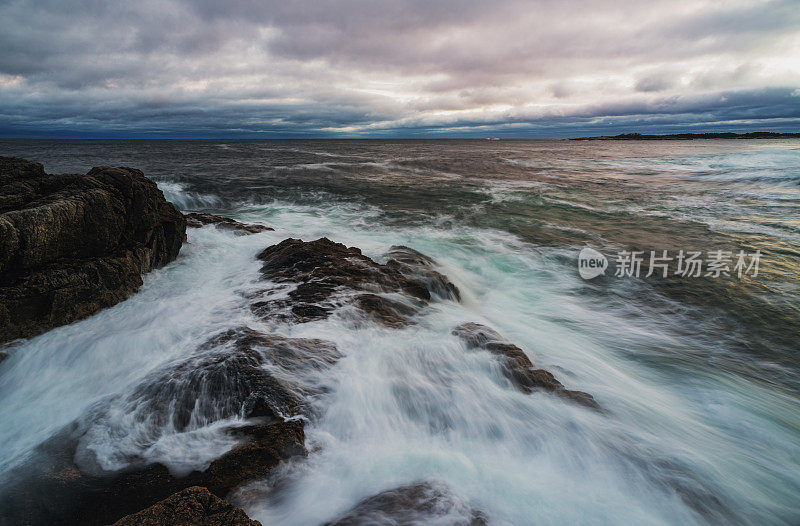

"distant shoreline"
[2,133,800,141]
[571,132,800,140]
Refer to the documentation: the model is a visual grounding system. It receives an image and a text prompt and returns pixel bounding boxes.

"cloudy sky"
[1,0,798,138]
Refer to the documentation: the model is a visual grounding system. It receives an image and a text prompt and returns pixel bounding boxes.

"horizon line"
[2,131,799,141]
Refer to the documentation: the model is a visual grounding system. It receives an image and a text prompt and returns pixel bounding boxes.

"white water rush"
[1,140,798,526]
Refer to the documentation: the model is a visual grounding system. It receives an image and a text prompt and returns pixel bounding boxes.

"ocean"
[0,139,798,525]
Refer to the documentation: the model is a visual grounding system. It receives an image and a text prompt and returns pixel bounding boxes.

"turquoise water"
[0,139,798,524]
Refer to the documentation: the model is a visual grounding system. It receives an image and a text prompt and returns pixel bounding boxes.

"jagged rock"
[252,238,433,326]
[353,293,418,328]
[384,245,460,301]
[45,419,305,526]
[325,482,487,526]
[453,322,599,409]
[185,212,273,234]
[0,419,304,526]
[0,156,186,343]
[72,328,309,440]
[0,326,337,525]
[201,326,341,401]
[111,486,260,526]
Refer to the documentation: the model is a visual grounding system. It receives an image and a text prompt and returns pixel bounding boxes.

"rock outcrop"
[384,245,460,301]
[0,156,186,343]
[325,482,487,526]
[185,212,273,235]
[0,326,337,525]
[111,486,261,526]
[453,322,599,409]
[251,238,458,327]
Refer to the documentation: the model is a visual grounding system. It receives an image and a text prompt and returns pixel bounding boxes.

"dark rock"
[385,245,460,302]
[0,339,21,365]
[185,212,273,234]
[253,238,432,326]
[257,238,431,301]
[209,326,341,369]
[111,486,261,526]
[325,482,487,526]
[0,156,186,343]
[73,329,308,444]
[200,326,341,400]
[0,419,304,526]
[453,322,599,409]
[62,419,303,526]
[0,326,337,525]
[354,293,418,328]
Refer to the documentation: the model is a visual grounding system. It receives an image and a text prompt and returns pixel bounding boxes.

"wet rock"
[257,238,431,301]
[354,293,418,328]
[453,322,599,409]
[185,212,273,234]
[73,329,308,445]
[0,326,337,525]
[201,326,341,400]
[385,245,461,302]
[0,156,186,343]
[325,482,487,526]
[452,323,505,349]
[74,419,303,526]
[0,420,304,526]
[111,486,261,526]
[253,238,432,326]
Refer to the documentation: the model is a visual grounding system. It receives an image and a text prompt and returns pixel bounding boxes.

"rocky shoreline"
[0,157,186,344]
[0,156,600,525]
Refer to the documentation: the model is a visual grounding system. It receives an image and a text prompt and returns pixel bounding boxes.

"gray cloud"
[0,0,798,137]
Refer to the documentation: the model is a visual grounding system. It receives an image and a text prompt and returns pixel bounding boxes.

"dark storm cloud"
[0,0,798,137]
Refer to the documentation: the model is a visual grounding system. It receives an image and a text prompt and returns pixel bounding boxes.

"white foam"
[0,192,798,525]
[156,180,223,211]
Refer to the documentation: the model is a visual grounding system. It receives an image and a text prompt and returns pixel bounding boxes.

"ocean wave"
[156,180,223,211]
[1,140,798,525]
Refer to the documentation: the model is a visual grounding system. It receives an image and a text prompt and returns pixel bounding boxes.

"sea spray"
[0,139,798,525]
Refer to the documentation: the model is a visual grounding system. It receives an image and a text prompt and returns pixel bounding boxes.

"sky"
[0,0,799,138]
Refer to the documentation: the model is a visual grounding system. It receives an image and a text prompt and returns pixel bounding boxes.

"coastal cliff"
[0,156,186,344]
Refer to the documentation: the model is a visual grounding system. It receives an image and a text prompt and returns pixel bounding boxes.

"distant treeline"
[571,132,800,140]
